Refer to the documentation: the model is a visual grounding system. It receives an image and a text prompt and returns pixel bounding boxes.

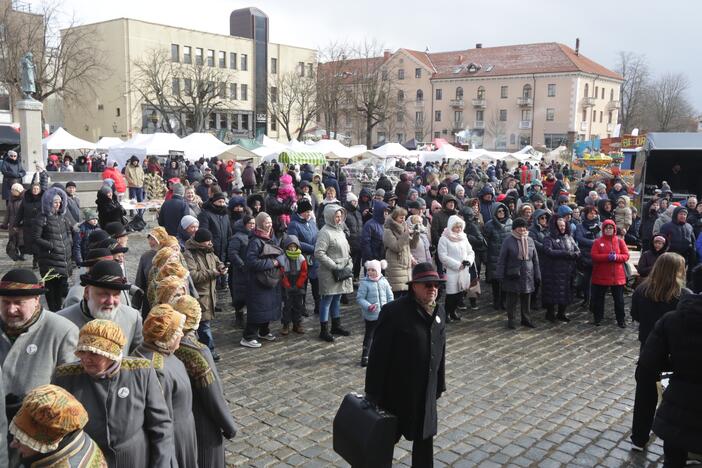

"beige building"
[338,42,622,150]
[62,8,316,142]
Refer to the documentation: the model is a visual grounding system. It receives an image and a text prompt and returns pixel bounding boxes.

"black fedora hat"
[80,260,131,290]
[87,230,111,249]
[407,262,446,285]
[0,269,46,296]
[104,221,128,239]
[79,248,114,267]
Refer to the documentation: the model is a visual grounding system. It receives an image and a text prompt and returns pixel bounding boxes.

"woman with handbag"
[241,212,284,348]
[315,204,354,342]
[383,207,414,297]
[438,215,475,322]
[495,217,540,329]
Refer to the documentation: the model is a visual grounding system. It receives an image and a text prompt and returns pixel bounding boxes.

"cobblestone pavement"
[1,227,668,467]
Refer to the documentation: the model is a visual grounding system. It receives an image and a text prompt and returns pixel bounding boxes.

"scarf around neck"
[442,227,467,243]
[2,306,41,340]
[511,230,529,260]
[285,248,302,260]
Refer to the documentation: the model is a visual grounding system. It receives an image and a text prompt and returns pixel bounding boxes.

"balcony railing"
[414,120,425,129]
[450,99,464,109]
[452,121,464,130]
[582,96,596,107]
[519,120,532,129]
[580,121,588,131]
[517,97,533,107]
[474,120,485,129]
[471,98,486,108]
[414,100,425,108]
[607,100,621,110]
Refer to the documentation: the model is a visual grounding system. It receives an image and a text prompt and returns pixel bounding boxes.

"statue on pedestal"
[20,52,37,100]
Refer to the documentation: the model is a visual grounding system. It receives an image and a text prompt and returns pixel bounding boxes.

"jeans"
[197,320,215,350]
[282,292,305,325]
[129,187,144,215]
[45,276,68,312]
[319,294,341,323]
[590,284,625,323]
[243,321,270,341]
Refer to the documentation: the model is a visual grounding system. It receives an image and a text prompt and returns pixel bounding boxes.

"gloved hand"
[608,252,616,262]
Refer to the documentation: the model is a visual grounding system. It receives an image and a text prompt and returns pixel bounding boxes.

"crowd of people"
[1,148,702,466]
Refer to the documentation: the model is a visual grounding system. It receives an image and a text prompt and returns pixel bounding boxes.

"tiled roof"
[424,42,622,81]
[400,48,436,72]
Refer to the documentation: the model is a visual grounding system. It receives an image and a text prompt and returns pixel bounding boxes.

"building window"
[219,82,226,98]
[270,86,277,104]
[230,83,237,99]
[116,107,120,117]
[172,78,180,96]
[454,111,462,123]
[594,86,598,99]
[241,84,248,101]
[522,84,532,99]
[519,135,531,146]
[415,132,423,141]
[242,114,250,130]
[397,111,404,122]
[499,109,507,121]
[271,119,277,131]
[435,110,441,122]
[208,113,216,129]
[230,52,237,69]
[230,113,239,130]
[456,87,463,100]
[610,89,614,101]
[582,109,587,122]
[307,63,314,77]
[171,44,179,62]
[195,48,203,65]
[397,90,404,102]
[435,88,442,100]
[584,83,589,97]
[500,86,508,98]
[592,111,596,122]
[298,62,305,77]
[546,108,555,121]
[241,54,248,71]
[477,86,485,99]
[415,68,421,78]
[183,46,191,64]
[271,57,277,74]
[398,69,404,80]
[377,132,386,143]
[415,111,423,124]
[0,86,10,111]
[600,111,603,123]
[184,78,192,94]
[207,49,215,67]
[476,110,484,121]
[434,132,441,139]
[608,111,613,124]
[396,133,403,143]
[521,109,532,121]
[218,51,226,68]
[547,84,556,97]
[544,133,567,149]
[416,89,423,102]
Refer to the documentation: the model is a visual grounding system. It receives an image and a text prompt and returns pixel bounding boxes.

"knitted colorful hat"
[148,226,169,245]
[155,276,187,305]
[172,295,202,331]
[76,319,126,361]
[0,269,46,296]
[143,304,186,349]
[9,384,88,453]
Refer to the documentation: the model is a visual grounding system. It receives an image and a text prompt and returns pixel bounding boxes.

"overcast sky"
[30,0,701,111]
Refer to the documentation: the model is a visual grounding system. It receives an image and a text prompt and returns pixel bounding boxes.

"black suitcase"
[333,392,398,468]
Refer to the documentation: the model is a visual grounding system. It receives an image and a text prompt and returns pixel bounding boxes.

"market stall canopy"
[402,138,418,150]
[261,135,289,154]
[96,137,123,151]
[278,151,326,166]
[363,142,412,159]
[432,138,449,149]
[218,144,260,162]
[43,127,96,151]
[108,132,185,167]
[232,138,262,150]
[306,139,366,160]
[180,132,230,160]
[646,132,702,151]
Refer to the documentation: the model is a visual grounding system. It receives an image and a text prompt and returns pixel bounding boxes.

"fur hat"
[9,385,88,453]
[148,226,169,245]
[76,319,126,361]
[143,304,185,351]
[155,276,187,305]
[10,183,24,194]
[172,295,202,331]
[364,259,387,274]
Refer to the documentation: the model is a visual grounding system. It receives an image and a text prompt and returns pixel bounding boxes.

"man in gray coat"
[58,260,143,353]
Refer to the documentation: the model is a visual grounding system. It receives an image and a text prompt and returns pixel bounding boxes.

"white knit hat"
[180,215,198,230]
[346,192,358,202]
[365,259,387,274]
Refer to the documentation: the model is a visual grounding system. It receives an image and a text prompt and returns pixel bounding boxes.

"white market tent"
[363,142,413,159]
[261,135,289,154]
[218,144,260,162]
[306,139,366,160]
[180,132,230,160]
[108,132,185,167]
[96,137,123,151]
[42,127,96,161]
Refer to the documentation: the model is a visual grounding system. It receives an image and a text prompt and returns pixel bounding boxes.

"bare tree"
[0,1,109,108]
[646,72,695,132]
[485,109,506,150]
[268,71,318,141]
[132,48,228,134]
[317,41,350,139]
[615,51,649,133]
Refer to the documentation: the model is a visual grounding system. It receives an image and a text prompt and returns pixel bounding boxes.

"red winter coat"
[590,219,629,286]
[102,167,127,194]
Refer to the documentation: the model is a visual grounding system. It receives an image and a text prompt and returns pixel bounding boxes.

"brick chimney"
[383,49,391,60]
[575,38,580,56]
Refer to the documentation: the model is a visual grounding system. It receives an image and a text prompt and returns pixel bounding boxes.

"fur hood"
[41,186,67,216]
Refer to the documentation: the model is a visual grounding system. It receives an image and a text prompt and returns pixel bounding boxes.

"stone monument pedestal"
[16,99,43,173]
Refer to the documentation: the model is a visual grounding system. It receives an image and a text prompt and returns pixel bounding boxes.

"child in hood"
[613,196,633,233]
[356,259,393,367]
[277,173,297,227]
[280,235,308,336]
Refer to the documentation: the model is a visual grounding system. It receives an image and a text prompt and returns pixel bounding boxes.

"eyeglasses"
[421,283,440,289]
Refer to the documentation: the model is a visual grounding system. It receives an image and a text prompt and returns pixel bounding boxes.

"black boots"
[557,311,570,322]
[319,322,334,342]
[545,307,556,323]
[448,310,461,321]
[331,318,350,336]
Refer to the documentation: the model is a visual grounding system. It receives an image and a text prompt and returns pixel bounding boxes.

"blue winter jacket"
[361,201,388,262]
[356,275,394,321]
[286,211,319,279]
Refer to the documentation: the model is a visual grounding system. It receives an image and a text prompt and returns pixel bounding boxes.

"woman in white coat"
[438,215,475,322]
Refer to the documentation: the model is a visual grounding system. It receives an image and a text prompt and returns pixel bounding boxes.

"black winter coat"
[198,201,232,262]
[344,202,363,253]
[635,243,668,278]
[365,294,446,441]
[227,220,251,303]
[630,285,690,345]
[541,226,579,305]
[495,235,541,294]
[637,294,702,453]
[158,195,188,236]
[16,189,43,254]
[1,158,26,200]
[482,203,512,281]
[659,207,695,260]
[575,217,601,267]
[95,192,125,229]
[244,233,282,323]
[32,187,74,277]
[461,209,486,253]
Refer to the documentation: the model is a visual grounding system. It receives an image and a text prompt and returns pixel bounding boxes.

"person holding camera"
[438,215,475,322]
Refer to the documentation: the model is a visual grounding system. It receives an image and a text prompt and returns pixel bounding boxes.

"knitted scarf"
[511,230,529,260]
[2,304,41,341]
[285,248,302,260]
[442,227,467,243]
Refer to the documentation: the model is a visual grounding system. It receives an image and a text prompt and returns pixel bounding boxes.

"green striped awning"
[278,151,326,166]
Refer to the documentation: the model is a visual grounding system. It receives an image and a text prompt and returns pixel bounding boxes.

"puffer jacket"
[344,201,363,253]
[197,200,232,262]
[575,216,601,267]
[477,184,496,222]
[361,201,387,262]
[16,189,44,254]
[31,187,74,277]
[653,205,675,235]
[286,211,319,280]
[482,203,512,281]
[356,276,394,321]
[437,216,476,295]
[495,234,540,294]
[528,208,551,256]
[461,207,486,254]
[101,166,127,193]
[659,206,695,259]
[382,216,413,292]
[541,216,580,305]
[590,219,629,286]
[315,204,353,296]
[227,219,251,303]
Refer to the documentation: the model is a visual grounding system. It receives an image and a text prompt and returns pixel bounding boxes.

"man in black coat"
[198,191,232,290]
[365,262,446,467]
[158,183,188,235]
